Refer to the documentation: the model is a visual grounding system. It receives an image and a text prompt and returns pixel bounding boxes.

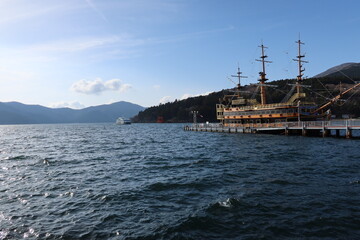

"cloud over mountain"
[159,96,172,104]
[180,92,212,100]
[71,78,131,95]
[49,101,85,109]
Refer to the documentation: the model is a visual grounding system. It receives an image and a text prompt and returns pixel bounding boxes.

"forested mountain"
[133,76,360,123]
[132,91,225,123]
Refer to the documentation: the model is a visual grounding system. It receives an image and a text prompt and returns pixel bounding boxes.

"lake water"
[0,123,359,239]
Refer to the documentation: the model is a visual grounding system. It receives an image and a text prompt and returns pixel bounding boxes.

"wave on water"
[216,197,242,208]
[265,178,305,185]
[4,155,29,161]
[1,123,360,239]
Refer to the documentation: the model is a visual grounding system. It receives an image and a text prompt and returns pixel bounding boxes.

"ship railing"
[230,103,295,111]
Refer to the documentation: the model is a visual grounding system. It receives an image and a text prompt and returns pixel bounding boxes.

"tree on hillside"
[132,77,360,123]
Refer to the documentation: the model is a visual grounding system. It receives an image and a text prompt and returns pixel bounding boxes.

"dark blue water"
[0,123,359,239]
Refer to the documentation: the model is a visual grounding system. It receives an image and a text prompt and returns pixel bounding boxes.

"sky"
[0,0,360,108]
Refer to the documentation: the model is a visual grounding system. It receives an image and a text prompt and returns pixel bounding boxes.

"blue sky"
[0,0,359,108]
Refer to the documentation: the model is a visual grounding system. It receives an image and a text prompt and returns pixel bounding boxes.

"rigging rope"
[251,85,260,100]
[316,78,334,98]
[336,69,357,83]
[337,83,360,105]
[281,85,296,103]
[301,85,332,102]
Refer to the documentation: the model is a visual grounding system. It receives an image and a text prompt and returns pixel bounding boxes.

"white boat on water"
[116,117,131,125]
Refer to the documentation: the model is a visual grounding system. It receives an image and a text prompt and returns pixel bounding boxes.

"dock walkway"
[184,119,360,138]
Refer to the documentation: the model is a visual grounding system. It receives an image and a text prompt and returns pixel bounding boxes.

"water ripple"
[0,123,359,239]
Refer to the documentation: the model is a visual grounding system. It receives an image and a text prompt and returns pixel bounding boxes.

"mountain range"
[0,101,145,124]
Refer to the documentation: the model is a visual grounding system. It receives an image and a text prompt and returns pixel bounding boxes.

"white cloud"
[27,36,121,53]
[0,1,69,25]
[159,96,173,104]
[180,92,212,100]
[0,34,146,69]
[71,78,132,95]
[158,92,213,105]
[180,93,193,100]
[0,66,35,82]
[153,84,161,90]
[85,0,108,22]
[49,101,85,109]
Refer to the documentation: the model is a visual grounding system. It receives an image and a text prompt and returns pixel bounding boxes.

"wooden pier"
[184,119,360,138]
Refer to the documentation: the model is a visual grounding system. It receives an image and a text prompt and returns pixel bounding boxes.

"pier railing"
[190,119,360,130]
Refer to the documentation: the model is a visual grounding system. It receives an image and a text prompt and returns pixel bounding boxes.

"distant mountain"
[0,101,145,125]
[314,62,360,78]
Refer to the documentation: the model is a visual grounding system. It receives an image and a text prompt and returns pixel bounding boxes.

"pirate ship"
[216,39,360,127]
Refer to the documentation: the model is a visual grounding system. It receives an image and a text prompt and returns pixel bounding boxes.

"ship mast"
[231,66,247,97]
[256,44,271,105]
[293,38,308,95]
